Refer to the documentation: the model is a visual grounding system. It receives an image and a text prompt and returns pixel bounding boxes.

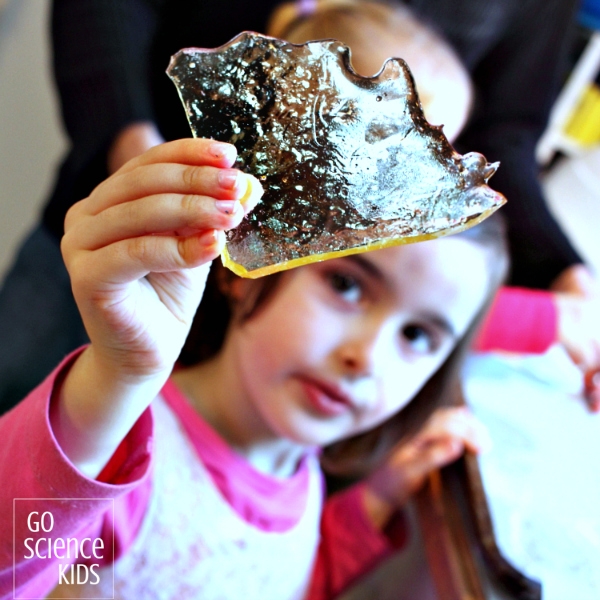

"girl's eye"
[328,272,362,303]
[402,324,436,354]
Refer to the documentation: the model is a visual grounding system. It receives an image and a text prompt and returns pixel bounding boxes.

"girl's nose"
[335,322,391,378]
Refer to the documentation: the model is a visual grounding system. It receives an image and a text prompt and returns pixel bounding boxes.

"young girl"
[1,5,508,600]
[1,136,507,600]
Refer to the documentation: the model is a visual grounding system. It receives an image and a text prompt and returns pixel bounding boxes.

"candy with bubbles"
[167,32,505,278]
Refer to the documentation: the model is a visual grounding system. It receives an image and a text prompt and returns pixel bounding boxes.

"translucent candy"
[167,32,505,278]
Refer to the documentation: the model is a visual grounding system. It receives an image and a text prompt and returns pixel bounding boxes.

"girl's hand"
[552,264,600,371]
[62,138,261,380]
[555,293,600,375]
[584,370,600,413]
[550,265,600,413]
[362,407,491,529]
[54,139,262,476]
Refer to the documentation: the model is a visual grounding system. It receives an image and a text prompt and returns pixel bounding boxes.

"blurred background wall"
[0,0,598,282]
[0,0,66,279]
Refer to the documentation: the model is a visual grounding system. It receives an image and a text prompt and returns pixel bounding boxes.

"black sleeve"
[43,0,165,239]
[42,0,280,239]
[455,0,583,288]
[51,0,165,148]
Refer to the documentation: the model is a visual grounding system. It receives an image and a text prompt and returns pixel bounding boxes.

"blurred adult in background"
[43,0,590,286]
[0,0,597,412]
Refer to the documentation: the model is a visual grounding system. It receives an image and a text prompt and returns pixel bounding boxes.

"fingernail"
[218,169,239,190]
[210,142,237,163]
[198,229,217,246]
[215,200,240,215]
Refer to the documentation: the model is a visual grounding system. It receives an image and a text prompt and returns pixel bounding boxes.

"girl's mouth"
[298,377,354,417]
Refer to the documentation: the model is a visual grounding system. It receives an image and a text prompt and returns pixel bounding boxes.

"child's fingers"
[72,230,225,287]
[584,370,600,413]
[67,193,247,252]
[413,437,465,474]
[117,138,238,174]
[416,407,492,454]
[368,410,490,508]
[81,164,261,218]
[443,411,491,454]
[368,435,466,505]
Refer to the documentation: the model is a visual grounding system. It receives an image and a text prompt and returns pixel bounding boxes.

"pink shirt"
[475,286,557,354]
[1,286,557,598]
[0,353,399,600]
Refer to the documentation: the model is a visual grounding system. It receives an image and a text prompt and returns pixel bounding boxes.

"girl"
[1,4,507,599]
[1,137,507,600]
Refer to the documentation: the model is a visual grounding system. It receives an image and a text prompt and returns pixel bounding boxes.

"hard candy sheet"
[168,32,505,277]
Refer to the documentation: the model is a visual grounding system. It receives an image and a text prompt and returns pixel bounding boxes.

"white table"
[463,348,600,600]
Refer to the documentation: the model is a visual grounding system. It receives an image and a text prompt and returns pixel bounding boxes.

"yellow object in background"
[564,83,600,146]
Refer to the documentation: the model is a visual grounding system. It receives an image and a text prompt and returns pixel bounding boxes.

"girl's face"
[231,236,490,447]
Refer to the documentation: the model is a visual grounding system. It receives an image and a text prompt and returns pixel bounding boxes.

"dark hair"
[178,212,509,476]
